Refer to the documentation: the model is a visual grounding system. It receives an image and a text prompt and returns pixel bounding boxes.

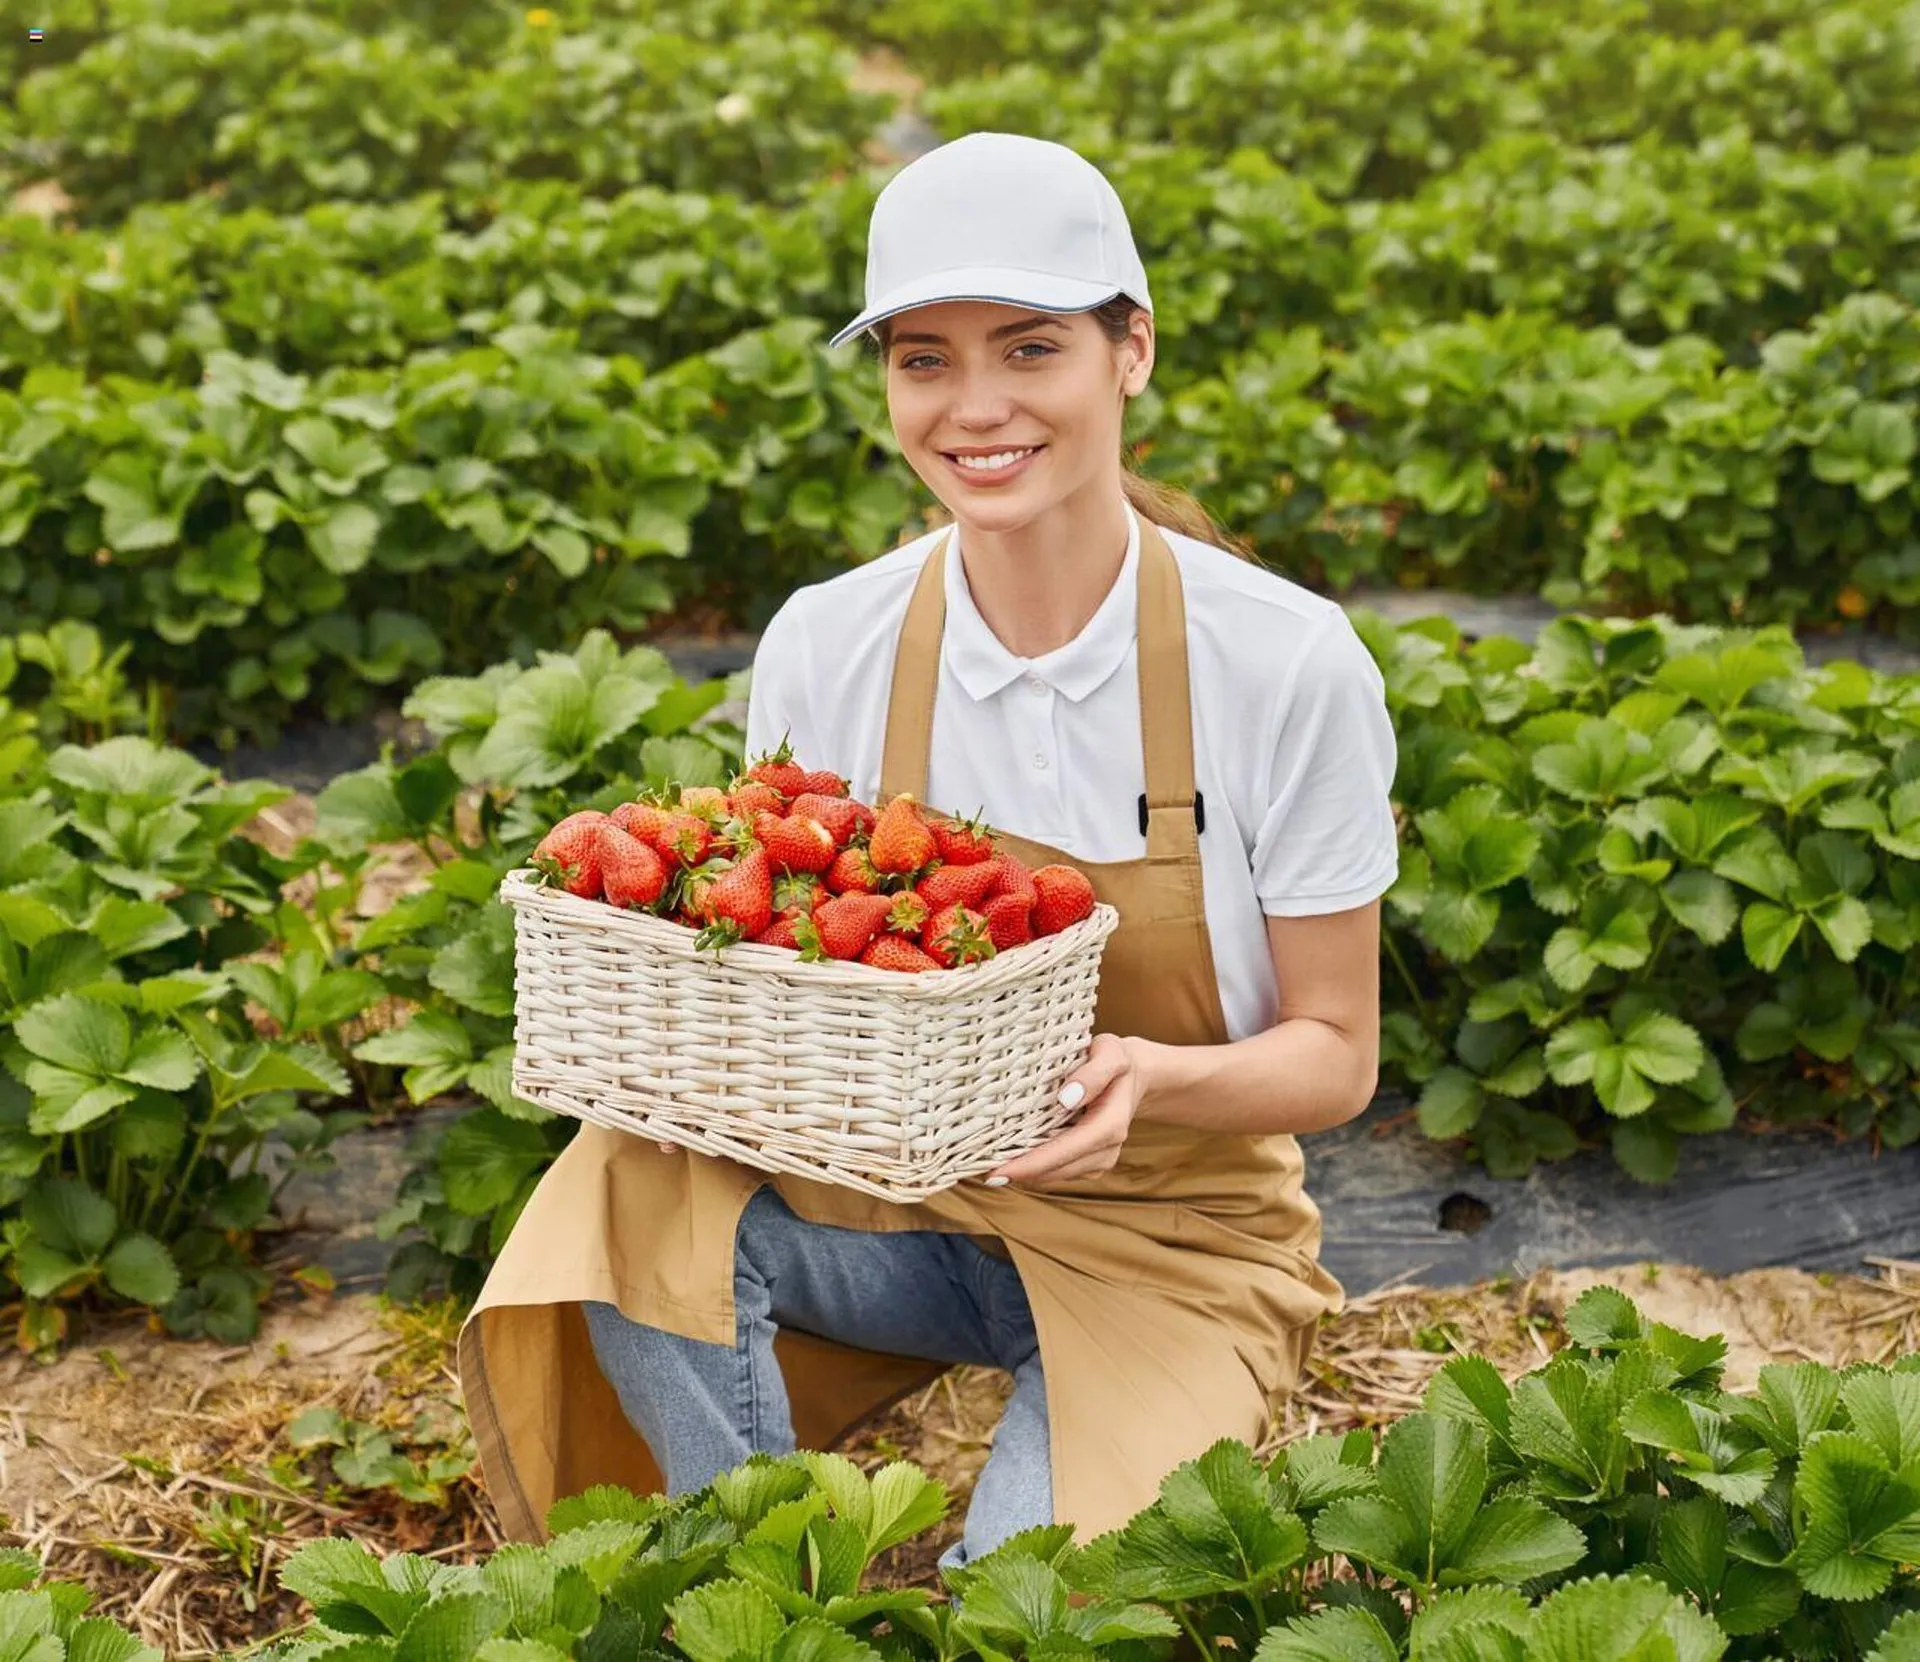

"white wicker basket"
[499,868,1121,1201]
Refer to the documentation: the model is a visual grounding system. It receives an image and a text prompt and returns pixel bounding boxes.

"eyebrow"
[888,315,1072,347]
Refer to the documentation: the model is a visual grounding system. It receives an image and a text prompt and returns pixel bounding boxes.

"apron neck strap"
[879,516,1198,851]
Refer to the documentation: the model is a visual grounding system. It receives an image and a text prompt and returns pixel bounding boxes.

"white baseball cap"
[828,131,1154,350]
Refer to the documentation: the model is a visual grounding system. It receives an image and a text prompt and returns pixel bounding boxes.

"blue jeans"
[582,1183,1052,1575]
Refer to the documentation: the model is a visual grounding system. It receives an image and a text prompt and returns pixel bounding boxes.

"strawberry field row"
[3,290,1915,743]
[5,133,1915,391]
[918,0,1920,198]
[3,600,1916,1341]
[2,9,887,224]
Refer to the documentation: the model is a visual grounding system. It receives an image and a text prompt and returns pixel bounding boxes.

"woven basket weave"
[499,868,1120,1201]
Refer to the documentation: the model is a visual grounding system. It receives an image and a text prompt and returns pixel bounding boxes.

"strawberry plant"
[0,707,367,1346]
[0,1547,159,1662]
[227,1290,1920,1661]
[1367,605,1920,1179]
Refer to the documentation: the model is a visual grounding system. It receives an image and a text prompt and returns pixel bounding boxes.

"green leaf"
[1251,1606,1399,1662]
[22,1176,117,1258]
[1564,1286,1643,1349]
[1417,1067,1483,1138]
[668,1581,786,1662]
[287,1405,349,1449]
[1425,1356,1515,1457]
[439,1111,551,1216]
[119,1026,201,1091]
[1510,1360,1631,1505]
[354,1010,473,1070]
[100,1233,180,1305]
[65,1619,158,1662]
[1865,1610,1920,1662]
[89,899,188,961]
[45,738,211,804]
[307,502,383,575]
[1837,1371,1920,1470]
[1714,1560,1801,1638]
[1110,1439,1310,1598]
[1405,1585,1529,1659]
[1524,1572,1727,1661]
[12,994,131,1077]
[864,1461,949,1558]
[393,1590,512,1662]
[1376,1411,1486,1570]
[1789,1432,1920,1601]
[428,904,516,1018]
[1618,1391,1776,1504]
[1445,1494,1588,1586]
[1751,1361,1843,1455]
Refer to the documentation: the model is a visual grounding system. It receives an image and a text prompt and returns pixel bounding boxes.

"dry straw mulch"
[4,1258,1917,1656]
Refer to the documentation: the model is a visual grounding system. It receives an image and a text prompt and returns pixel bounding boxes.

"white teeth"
[953,449,1035,472]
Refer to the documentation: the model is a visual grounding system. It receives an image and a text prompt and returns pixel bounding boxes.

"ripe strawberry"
[826,846,881,895]
[868,794,937,875]
[859,935,941,973]
[692,849,773,952]
[931,809,997,866]
[788,793,862,847]
[751,915,802,951]
[849,799,878,840]
[657,811,714,866]
[610,800,674,848]
[979,852,1039,906]
[753,810,837,874]
[922,903,996,968]
[796,893,898,962]
[982,891,1035,951]
[797,769,850,798]
[915,861,1000,911]
[743,736,810,799]
[601,825,668,910]
[727,780,784,821]
[679,786,731,821]
[1031,865,1096,936]
[533,810,611,898]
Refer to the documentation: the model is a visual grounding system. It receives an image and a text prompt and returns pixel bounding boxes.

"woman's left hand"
[983,1034,1149,1189]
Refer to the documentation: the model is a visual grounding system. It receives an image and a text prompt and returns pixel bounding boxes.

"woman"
[457,131,1400,1575]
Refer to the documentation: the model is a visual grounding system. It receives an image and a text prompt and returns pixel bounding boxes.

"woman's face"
[882,300,1153,533]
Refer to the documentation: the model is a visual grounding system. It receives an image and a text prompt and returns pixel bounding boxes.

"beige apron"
[457,518,1347,1547]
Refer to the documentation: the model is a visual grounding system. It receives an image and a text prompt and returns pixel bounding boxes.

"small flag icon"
[28,27,43,39]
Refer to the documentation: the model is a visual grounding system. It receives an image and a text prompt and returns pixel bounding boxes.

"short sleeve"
[744,594,814,764]
[1249,610,1401,916]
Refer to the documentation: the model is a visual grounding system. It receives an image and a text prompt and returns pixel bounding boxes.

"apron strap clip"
[1138,793,1205,837]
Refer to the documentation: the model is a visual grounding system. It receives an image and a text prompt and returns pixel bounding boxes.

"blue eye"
[1013,341,1057,360]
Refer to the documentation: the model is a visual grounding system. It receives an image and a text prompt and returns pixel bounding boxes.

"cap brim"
[826,268,1131,349]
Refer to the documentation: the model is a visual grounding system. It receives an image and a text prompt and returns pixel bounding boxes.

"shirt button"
[1027,676,1047,695]
[1031,751,1049,770]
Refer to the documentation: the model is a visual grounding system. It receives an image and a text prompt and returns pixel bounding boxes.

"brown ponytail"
[865,300,1264,565]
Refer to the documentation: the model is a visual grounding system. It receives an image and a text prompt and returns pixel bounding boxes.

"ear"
[1122,310,1155,396]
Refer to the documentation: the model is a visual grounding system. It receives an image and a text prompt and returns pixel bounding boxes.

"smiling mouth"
[941,446,1044,473]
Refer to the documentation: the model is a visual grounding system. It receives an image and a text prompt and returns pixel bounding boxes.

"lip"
[940,445,1044,486]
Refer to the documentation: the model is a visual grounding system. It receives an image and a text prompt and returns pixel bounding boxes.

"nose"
[946,368,1016,432]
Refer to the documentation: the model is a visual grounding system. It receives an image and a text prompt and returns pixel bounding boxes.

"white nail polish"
[1059,1081,1086,1110]
[984,1175,1010,1188]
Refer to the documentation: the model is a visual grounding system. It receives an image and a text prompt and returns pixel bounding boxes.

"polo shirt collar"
[942,504,1141,703]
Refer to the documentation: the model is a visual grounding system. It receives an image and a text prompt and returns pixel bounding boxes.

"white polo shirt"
[742,503,1401,1042]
